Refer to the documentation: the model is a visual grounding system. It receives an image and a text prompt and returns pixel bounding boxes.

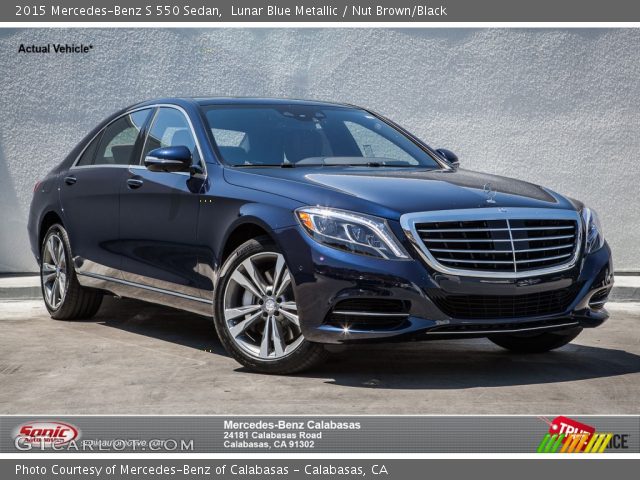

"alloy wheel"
[223,252,303,360]
[41,232,67,310]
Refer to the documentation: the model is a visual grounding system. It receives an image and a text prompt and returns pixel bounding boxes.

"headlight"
[582,207,605,254]
[295,207,409,260]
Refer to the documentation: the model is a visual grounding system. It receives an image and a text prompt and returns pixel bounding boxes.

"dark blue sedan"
[28,98,614,373]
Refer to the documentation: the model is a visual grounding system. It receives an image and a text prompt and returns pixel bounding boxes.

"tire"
[489,327,583,353]
[213,236,327,374]
[40,224,103,320]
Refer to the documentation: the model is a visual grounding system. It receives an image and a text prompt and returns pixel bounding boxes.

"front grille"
[406,209,581,277]
[325,298,410,330]
[429,285,579,319]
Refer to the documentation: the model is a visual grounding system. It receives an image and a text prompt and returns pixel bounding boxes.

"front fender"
[195,183,304,293]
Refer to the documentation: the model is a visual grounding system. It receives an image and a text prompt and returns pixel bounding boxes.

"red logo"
[548,416,596,442]
[14,421,80,447]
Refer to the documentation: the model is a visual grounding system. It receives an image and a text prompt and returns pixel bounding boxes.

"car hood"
[223,166,577,220]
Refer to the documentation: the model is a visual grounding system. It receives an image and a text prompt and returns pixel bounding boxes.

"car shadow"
[94,297,640,390]
[305,342,640,389]
[93,296,227,356]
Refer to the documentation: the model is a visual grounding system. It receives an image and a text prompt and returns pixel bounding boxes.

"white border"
[1,453,639,459]
[1,20,638,461]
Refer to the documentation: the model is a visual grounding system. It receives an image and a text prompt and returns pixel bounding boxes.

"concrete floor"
[0,298,639,414]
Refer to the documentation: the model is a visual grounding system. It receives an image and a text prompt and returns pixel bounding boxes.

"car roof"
[129,97,361,110]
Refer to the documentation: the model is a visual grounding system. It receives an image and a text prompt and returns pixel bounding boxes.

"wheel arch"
[218,202,299,266]
[220,220,274,265]
[39,211,64,253]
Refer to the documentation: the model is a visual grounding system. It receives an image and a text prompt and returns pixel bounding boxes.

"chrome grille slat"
[515,244,574,253]
[511,234,574,242]
[509,225,574,231]
[424,238,512,243]
[418,227,509,233]
[400,208,582,278]
[437,258,514,264]
[515,253,572,263]
[430,248,512,253]
[431,244,574,254]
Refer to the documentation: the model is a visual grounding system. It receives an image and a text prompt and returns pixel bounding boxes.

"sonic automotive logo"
[537,416,628,453]
[13,421,80,449]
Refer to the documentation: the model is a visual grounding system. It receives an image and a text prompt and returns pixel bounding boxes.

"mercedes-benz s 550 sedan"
[28,98,614,373]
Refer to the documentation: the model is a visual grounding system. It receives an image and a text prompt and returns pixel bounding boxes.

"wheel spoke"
[42,261,56,285]
[58,272,67,296]
[56,239,64,266]
[42,262,56,274]
[47,237,57,264]
[51,278,59,307]
[230,269,263,299]
[259,316,272,358]
[272,255,286,294]
[271,318,286,357]
[224,304,261,322]
[241,258,267,295]
[58,252,66,270]
[279,309,300,327]
[280,301,297,312]
[44,282,54,304]
[43,272,56,284]
[274,270,291,298]
[228,311,262,338]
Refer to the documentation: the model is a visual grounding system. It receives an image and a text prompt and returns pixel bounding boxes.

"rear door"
[60,109,152,279]
[119,106,207,300]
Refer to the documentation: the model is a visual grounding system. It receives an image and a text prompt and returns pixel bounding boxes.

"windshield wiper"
[232,162,418,168]
[343,162,415,168]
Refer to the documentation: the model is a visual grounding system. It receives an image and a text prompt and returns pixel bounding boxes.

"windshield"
[202,104,442,168]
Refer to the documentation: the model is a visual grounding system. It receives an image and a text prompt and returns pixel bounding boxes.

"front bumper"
[275,225,614,344]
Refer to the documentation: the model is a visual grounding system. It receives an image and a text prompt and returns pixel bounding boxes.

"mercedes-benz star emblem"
[482,183,497,204]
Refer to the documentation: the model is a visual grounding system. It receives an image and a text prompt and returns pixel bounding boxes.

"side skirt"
[77,271,213,317]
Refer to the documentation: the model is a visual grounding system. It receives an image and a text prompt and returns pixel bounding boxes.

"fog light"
[588,289,610,310]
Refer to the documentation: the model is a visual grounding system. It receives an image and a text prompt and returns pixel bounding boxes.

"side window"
[143,108,198,166]
[76,132,101,166]
[211,128,249,165]
[93,109,151,166]
[344,121,418,165]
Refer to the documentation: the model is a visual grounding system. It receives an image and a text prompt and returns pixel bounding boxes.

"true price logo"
[548,416,596,439]
[537,416,627,453]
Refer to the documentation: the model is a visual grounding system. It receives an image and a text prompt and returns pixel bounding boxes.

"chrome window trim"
[140,105,207,179]
[400,207,583,279]
[70,105,153,169]
[70,104,207,178]
[70,164,130,170]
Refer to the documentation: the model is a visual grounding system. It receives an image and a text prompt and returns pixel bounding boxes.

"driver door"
[119,106,208,304]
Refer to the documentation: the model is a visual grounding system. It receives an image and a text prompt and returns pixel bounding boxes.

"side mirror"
[436,148,459,168]
[144,146,192,173]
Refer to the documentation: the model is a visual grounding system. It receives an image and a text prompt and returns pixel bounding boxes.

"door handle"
[126,178,144,189]
[64,175,77,185]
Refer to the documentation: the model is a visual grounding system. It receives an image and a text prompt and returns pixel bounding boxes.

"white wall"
[1,28,639,272]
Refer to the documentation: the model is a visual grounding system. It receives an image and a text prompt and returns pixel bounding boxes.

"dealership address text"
[223,420,361,450]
